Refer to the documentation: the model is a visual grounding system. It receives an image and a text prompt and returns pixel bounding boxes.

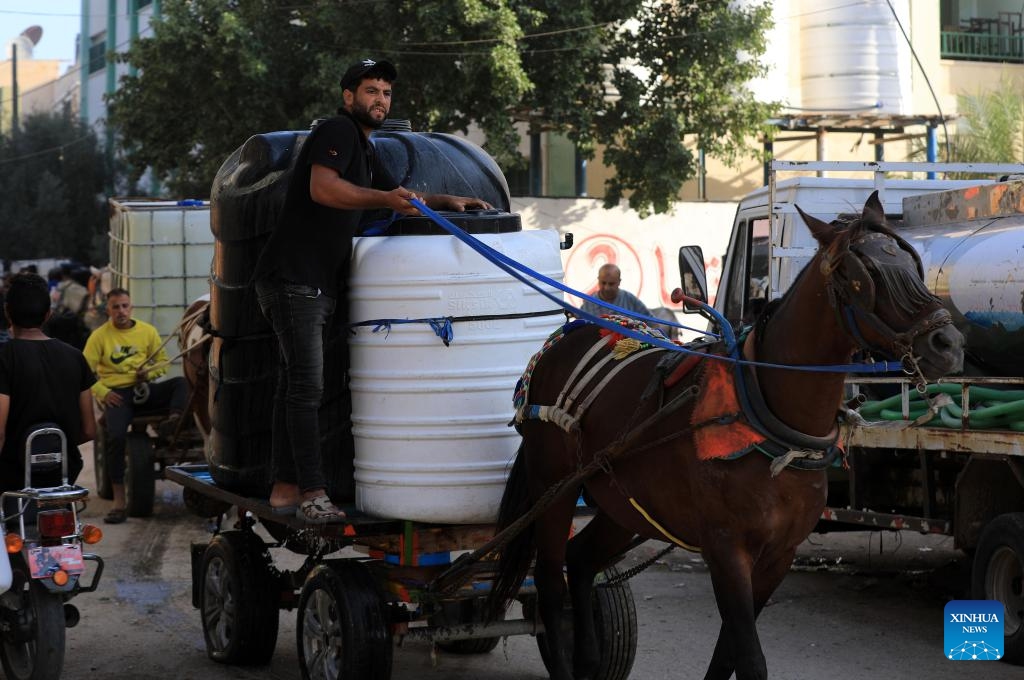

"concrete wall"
[512,198,737,318]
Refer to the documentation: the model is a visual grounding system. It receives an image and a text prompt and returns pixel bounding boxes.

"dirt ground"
[56,442,1015,680]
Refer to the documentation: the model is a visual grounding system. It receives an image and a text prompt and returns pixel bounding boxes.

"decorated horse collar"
[736,331,841,453]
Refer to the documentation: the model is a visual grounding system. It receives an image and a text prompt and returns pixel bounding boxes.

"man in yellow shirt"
[83,288,188,524]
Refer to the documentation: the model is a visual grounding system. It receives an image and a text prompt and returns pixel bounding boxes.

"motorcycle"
[0,425,104,680]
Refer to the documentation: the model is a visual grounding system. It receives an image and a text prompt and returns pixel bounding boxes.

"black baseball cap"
[340,59,398,91]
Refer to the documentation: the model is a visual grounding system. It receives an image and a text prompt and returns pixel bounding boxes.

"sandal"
[297,495,346,524]
[104,508,127,525]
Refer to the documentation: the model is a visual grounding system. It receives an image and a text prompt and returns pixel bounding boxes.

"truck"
[682,160,1024,662]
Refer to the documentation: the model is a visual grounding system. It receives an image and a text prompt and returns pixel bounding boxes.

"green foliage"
[107,0,777,215]
[911,75,1024,171]
[950,76,1024,164]
[0,110,110,263]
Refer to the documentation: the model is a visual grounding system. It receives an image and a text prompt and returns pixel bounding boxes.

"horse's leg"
[702,543,766,680]
[565,510,636,679]
[703,545,798,680]
[533,490,582,680]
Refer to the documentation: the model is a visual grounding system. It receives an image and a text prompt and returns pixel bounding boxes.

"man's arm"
[310,165,421,215]
[82,332,113,402]
[78,390,95,444]
[137,324,169,383]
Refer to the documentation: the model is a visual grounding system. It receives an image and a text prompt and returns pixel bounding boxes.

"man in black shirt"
[254,58,490,523]
[0,273,95,492]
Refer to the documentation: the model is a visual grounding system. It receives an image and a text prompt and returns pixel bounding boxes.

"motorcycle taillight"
[37,509,75,539]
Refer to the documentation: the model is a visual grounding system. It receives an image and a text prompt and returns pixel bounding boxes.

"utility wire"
[0,134,94,166]
[886,0,952,160]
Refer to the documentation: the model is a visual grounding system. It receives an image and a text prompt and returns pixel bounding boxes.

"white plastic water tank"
[799,0,911,114]
[349,224,564,524]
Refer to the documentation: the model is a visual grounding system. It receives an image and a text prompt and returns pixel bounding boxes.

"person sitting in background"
[0,272,95,493]
[580,263,653,318]
[83,287,188,524]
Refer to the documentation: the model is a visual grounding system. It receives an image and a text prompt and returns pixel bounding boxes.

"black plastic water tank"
[206,126,514,498]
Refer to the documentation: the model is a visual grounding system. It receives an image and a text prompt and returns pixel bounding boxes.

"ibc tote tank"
[107,199,215,377]
[207,123,563,518]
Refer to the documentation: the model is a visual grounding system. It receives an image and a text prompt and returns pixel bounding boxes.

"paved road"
[57,445,1015,679]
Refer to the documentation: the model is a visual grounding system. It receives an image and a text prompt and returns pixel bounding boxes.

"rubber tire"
[297,562,392,680]
[125,432,155,517]
[200,531,280,665]
[526,565,638,680]
[0,560,67,680]
[92,422,113,500]
[972,512,1024,664]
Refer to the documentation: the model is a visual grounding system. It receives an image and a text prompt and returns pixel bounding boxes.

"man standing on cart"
[253,58,491,523]
[83,288,188,524]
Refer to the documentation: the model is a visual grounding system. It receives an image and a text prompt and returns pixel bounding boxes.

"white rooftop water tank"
[799,0,911,114]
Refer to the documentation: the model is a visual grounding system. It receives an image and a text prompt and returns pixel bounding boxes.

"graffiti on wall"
[562,233,722,312]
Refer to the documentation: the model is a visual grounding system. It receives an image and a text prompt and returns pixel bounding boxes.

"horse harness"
[818,226,953,393]
[512,318,844,551]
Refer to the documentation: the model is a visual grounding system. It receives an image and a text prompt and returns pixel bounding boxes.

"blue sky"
[1,0,81,70]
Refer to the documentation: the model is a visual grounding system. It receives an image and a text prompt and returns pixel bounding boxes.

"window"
[722,217,770,328]
[88,33,105,74]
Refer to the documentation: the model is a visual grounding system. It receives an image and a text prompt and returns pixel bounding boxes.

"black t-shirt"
[0,338,95,490]
[254,111,397,298]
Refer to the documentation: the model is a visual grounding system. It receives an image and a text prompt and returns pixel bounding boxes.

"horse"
[486,192,965,680]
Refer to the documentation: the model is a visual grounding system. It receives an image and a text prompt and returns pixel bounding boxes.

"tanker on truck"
[679,160,1024,662]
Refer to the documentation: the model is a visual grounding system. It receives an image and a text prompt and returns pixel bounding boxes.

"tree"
[0,110,110,263]
[911,75,1024,170]
[107,0,776,215]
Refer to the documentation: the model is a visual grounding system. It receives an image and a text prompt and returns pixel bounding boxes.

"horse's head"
[796,191,964,382]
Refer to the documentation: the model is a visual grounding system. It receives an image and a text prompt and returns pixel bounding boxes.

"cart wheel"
[92,422,113,500]
[200,530,279,665]
[297,562,392,680]
[524,565,638,680]
[125,432,155,517]
[434,598,503,654]
[972,512,1024,664]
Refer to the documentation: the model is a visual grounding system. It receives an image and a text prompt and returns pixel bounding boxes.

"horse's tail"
[486,441,536,621]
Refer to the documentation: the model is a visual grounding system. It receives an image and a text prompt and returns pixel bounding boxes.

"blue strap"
[360,211,401,236]
[351,317,455,346]
[406,198,904,375]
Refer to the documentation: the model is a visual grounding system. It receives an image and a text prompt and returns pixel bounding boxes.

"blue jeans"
[255,278,336,494]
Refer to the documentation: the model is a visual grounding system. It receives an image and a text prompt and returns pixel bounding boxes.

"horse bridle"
[819,227,953,391]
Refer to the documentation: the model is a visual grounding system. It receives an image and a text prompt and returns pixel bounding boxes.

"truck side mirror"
[677,245,708,314]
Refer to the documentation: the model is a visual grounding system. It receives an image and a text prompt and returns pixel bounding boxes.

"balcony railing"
[941,30,1024,62]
